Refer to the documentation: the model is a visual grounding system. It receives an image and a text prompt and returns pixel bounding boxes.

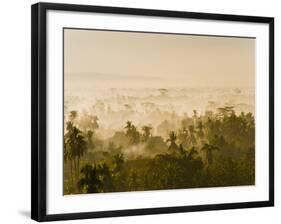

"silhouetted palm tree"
[178,144,188,158]
[113,153,124,172]
[141,125,152,142]
[196,121,204,140]
[167,131,179,152]
[124,121,133,132]
[78,164,102,193]
[201,143,219,166]
[68,110,78,121]
[64,122,87,181]
[125,121,140,145]
[188,125,197,146]
[177,127,189,148]
[86,130,94,149]
[187,147,198,160]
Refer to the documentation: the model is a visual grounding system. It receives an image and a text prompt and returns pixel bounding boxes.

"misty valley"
[63,87,255,195]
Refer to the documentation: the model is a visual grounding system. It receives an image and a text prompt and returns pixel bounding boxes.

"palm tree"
[130,125,140,144]
[192,110,198,126]
[113,153,124,172]
[188,125,197,146]
[177,127,189,148]
[141,125,152,142]
[196,121,204,140]
[64,122,75,187]
[86,130,94,149]
[167,131,179,152]
[68,110,78,121]
[124,121,140,145]
[193,109,198,118]
[64,122,87,181]
[78,164,102,193]
[187,146,198,160]
[64,132,74,187]
[124,121,133,133]
[201,143,219,166]
[75,129,88,178]
[167,131,176,143]
[178,144,188,158]
[96,162,114,192]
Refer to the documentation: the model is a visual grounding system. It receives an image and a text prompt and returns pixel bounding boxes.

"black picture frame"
[31,2,274,222]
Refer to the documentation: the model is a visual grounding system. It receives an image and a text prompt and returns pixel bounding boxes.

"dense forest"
[63,105,255,195]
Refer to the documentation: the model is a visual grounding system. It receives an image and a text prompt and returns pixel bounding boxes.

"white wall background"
[0,0,279,223]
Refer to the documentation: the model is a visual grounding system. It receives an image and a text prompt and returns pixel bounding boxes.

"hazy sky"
[64,29,255,89]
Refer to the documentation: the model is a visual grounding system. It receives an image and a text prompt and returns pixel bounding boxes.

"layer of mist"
[65,87,254,139]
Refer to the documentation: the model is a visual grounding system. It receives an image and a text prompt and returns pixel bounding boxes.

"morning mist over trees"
[63,29,255,195]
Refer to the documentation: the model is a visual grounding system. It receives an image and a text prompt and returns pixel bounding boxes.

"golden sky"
[64,28,255,89]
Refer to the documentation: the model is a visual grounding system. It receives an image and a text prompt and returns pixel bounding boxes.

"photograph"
[63,28,256,195]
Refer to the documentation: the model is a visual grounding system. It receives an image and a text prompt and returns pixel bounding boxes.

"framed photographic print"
[31,2,274,222]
